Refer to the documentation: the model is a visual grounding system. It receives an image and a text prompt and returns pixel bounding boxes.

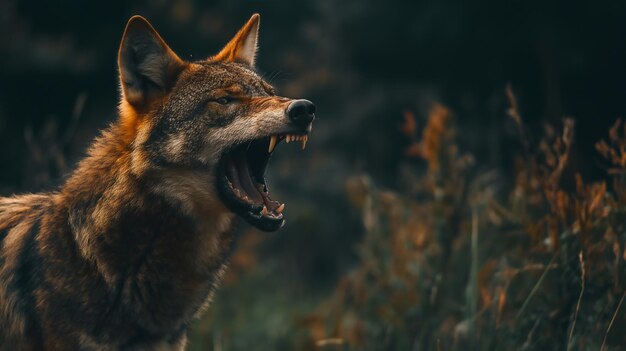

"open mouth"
[217,133,309,231]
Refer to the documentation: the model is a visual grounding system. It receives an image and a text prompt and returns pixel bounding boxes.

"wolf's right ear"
[118,16,186,109]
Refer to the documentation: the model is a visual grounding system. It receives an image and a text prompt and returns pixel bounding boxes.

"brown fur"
[0,14,307,350]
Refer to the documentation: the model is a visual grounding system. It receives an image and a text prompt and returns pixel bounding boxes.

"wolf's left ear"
[213,14,260,67]
[118,16,186,109]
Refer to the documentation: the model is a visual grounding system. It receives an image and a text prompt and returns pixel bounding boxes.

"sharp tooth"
[268,135,278,153]
[301,139,307,150]
[286,135,291,143]
[276,203,285,214]
[261,206,269,216]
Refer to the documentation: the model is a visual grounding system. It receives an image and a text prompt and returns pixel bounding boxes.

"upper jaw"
[267,132,310,153]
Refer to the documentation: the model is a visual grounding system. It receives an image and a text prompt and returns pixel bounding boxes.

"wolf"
[0,13,315,350]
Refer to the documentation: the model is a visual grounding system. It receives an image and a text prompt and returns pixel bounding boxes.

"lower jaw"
[241,211,285,232]
[216,174,285,232]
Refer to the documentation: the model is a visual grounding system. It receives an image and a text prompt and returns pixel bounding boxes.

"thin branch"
[601,289,626,351]
[567,251,585,351]
[515,254,558,320]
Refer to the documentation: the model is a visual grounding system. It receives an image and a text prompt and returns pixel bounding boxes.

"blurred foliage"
[301,98,626,350]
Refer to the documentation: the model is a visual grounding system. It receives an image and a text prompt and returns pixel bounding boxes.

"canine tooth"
[301,139,307,150]
[286,135,291,143]
[261,206,269,216]
[276,203,285,214]
[268,135,278,153]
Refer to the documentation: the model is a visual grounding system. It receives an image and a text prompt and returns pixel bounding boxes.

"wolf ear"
[118,16,186,109]
[213,14,260,67]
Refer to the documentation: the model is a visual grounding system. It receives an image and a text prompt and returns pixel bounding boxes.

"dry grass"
[302,92,626,350]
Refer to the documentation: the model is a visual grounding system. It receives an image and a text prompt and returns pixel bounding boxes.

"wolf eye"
[216,97,234,105]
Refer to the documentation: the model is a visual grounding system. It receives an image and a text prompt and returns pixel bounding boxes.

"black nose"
[287,99,316,126]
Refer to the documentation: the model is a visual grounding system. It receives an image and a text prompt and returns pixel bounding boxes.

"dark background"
[1,0,626,348]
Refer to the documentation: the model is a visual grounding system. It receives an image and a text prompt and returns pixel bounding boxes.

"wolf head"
[116,14,315,231]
